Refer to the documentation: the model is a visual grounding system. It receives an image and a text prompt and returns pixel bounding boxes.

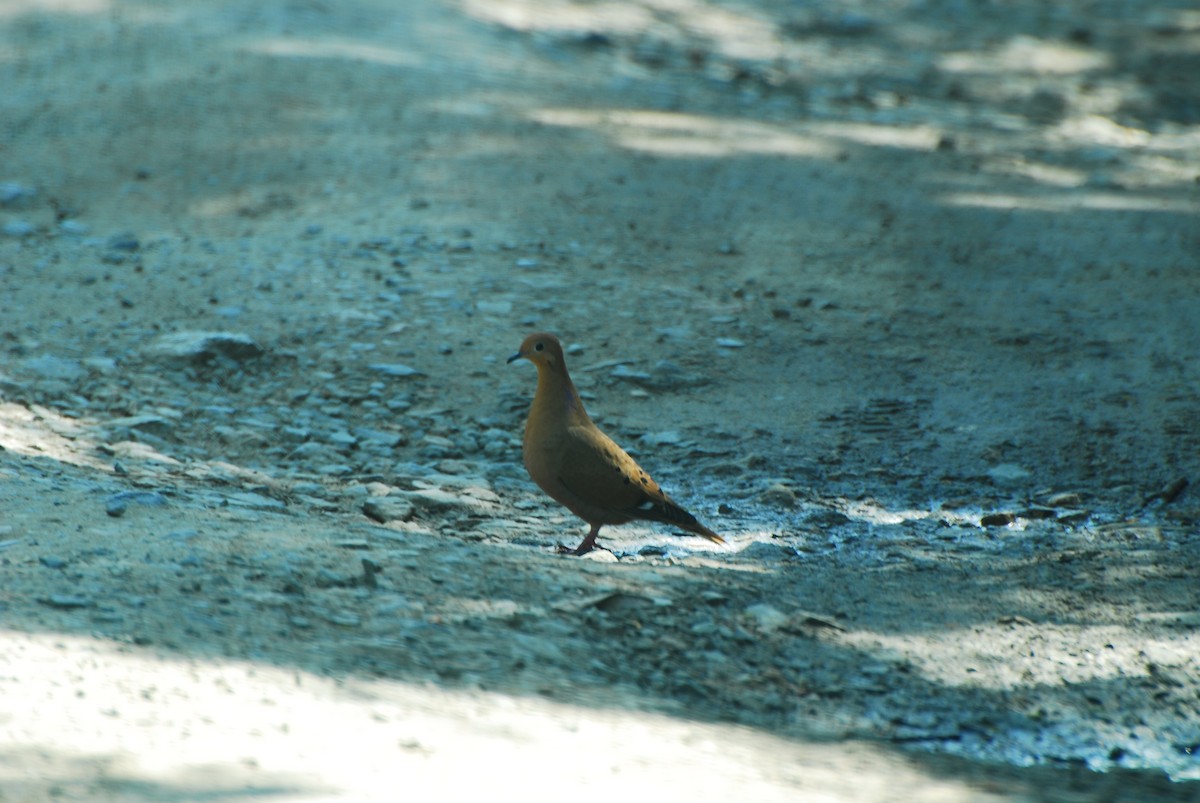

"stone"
[145,331,264,362]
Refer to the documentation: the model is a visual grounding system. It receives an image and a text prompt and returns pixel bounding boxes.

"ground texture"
[1,1,1199,800]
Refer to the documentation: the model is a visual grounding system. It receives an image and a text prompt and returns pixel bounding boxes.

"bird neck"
[531,361,590,428]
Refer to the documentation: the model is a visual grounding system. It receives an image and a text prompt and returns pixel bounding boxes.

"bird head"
[507,332,565,370]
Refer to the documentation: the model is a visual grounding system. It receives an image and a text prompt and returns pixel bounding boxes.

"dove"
[508,332,725,554]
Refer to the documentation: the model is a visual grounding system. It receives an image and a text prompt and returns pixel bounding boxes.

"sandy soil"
[2,0,1199,800]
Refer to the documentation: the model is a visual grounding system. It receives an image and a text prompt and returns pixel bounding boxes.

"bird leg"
[557,523,601,555]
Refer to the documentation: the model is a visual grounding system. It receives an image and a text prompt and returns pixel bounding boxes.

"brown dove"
[508,332,725,555]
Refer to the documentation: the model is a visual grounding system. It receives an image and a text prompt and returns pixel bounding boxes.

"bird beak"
[506,350,523,364]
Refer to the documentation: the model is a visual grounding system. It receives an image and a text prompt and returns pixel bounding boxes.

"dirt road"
[2,1,1198,799]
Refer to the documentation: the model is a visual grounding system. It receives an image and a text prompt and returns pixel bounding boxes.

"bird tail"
[636,495,726,545]
[686,520,726,545]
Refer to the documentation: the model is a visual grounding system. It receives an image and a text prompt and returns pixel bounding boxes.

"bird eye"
[534,342,544,352]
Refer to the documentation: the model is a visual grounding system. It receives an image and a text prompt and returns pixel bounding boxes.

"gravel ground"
[2,1,1199,800]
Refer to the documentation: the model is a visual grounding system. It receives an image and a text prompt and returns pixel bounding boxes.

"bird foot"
[555,541,596,556]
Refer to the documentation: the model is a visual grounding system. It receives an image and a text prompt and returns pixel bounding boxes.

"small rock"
[1016,506,1056,520]
[716,337,745,348]
[107,232,140,251]
[82,356,118,374]
[39,556,68,569]
[1057,509,1091,525]
[400,487,498,515]
[39,594,92,609]
[640,430,684,448]
[105,490,168,517]
[362,497,415,523]
[1044,491,1083,507]
[361,558,382,589]
[292,481,328,497]
[145,331,264,362]
[2,220,36,237]
[315,568,353,588]
[611,364,652,383]
[0,181,36,206]
[987,463,1031,487]
[760,483,797,507]
[980,512,1015,527]
[477,300,513,315]
[222,491,286,511]
[321,610,362,627]
[23,355,86,381]
[648,360,708,390]
[369,363,423,378]
[740,541,797,561]
[745,603,790,633]
[106,414,174,437]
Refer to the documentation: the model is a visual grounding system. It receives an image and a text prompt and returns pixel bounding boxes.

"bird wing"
[556,423,658,514]
[557,424,724,543]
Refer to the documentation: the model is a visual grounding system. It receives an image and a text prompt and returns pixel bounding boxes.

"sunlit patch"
[1052,114,1150,148]
[530,108,833,158]
[244,37,423,68]
[941,35,1110,75]
[0,0,108,18]
[805,121,945,151]
[461,0,654,36]
[838,500,935,526]
[0,402,187,472]
[462,0,785,62]
[0,629,1000,800]
[939,191,1200,214]
[0,402,109,470]
[990,158,1088,188]
[844,622,1195,692]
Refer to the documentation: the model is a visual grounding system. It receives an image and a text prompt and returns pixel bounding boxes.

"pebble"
[322,610,362,627]
[222,491,286,511]
[987,464,1031,487]
[716,337,745,348]
[145,331,264,362]
[740,541,798,562]
[760,483,797,507]
[106,414,174,438]
[104,232,139,251]
[476,300,513,314]
[38,556,68,569]
[23,355,87,381]
[369,363,423,378]
[745,603,790,633]
[105,490,168,517]
[610,365,653,383]
[38,594,92,609]
[400,487,499,515]
[648,360,707,390]
[362,497,415,524]
[0,181,36,205]
[2,220,35,237]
